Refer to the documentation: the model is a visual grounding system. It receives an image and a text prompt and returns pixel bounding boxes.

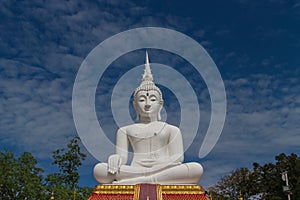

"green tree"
[1,137,94,199]
[213,167,255,199]
[0,149,16,199]
[254,162,283,200]
[212,153,300,200]
[294,158,300,198]
[0,149,45,200]
[252,153,300,199]
[275,153,300,199]
[45,136,92,199]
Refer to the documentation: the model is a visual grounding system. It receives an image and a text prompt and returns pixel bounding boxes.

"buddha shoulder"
[164,123,181,134]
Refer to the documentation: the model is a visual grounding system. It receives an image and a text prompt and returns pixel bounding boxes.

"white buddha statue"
[94,52,203,185]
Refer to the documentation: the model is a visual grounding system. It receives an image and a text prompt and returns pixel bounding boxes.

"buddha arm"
[167,126,184,163]
[115,128,129,165]
[107,128,129,174]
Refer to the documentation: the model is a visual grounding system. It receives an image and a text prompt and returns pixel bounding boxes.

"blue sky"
[1,0,300,189]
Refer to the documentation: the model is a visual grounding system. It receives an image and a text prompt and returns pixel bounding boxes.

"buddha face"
[134,90,163,121]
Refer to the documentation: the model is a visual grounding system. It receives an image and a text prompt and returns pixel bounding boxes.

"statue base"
[88,184,209,200]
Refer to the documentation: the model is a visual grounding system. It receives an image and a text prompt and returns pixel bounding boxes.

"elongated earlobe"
[157,103,163,121]
[133,101,139,121]
[157,113,161,121]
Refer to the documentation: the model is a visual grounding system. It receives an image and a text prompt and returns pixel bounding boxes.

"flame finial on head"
[134,51,163,101]
[142,51,153,82]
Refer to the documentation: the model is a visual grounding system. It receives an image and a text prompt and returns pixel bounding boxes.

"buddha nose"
[145,104,151,109]
[145,99,151,106]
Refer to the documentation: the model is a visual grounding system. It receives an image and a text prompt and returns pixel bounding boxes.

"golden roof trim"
[161,185,205,194]
[93,184,205,195]
[94,185,135,194]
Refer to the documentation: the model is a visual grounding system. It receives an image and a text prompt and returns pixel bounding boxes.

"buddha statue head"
[133,52,164,121]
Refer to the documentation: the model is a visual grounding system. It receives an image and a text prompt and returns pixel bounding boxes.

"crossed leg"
[94,162,203,184]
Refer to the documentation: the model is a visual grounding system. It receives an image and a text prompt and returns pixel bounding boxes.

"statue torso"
[122,121,173,166]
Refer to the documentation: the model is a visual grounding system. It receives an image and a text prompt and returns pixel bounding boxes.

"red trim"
[88,193,134,200]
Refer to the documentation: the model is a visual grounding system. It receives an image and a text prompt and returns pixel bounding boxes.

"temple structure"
[88,184,208,200]
[89,52,209,200]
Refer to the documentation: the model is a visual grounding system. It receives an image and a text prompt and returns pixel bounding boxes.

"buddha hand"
[108,154,122,174]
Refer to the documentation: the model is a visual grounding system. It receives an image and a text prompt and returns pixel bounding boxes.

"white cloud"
[0,59,74,158]
[1,0,206,165]
[195,73,300,187]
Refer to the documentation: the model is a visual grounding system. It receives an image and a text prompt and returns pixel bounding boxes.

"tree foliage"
[0,136,93,200]
[49,136,86,190]
[0,150,45,199]
[275,153,300,198]
[214,168,254,199]
[45,136,92,199]
[212,153,300,200]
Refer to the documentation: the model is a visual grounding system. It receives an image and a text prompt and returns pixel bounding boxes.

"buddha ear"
[157,102,163,121]
[157,112,161,121]
[133,100,139,121]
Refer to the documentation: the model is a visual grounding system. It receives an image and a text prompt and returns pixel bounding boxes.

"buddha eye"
[138,97,145,102]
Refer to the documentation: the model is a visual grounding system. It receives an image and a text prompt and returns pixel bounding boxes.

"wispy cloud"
[196,73,300,188]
